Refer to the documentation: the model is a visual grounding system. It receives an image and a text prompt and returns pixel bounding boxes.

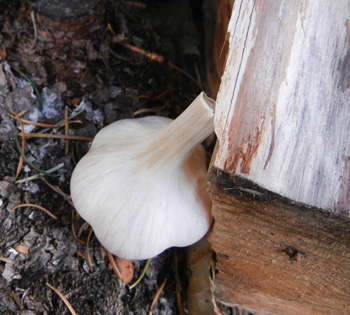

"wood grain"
[213,0,350,215]
[208,168,350,314]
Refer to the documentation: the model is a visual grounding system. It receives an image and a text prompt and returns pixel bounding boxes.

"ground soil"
[0,1,240,314]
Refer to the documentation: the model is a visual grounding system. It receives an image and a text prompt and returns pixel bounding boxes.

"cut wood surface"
[208,0,350,313]
[213,0,350,215]
[208,168,350,314]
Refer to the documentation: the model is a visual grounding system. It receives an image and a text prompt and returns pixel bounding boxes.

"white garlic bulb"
[70,92,215,260]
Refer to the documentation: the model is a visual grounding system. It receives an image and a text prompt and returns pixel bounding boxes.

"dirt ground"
[0,1,242,314]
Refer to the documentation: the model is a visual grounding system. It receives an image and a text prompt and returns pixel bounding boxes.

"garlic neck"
[140,92,215,167]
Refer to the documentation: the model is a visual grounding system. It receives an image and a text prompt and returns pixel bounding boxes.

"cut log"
[17,0,106,90]
[208,0,350,313]
[34,0,105,44]
[208,169,350,314]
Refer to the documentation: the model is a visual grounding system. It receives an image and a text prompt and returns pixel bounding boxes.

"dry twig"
[112,32,164,63]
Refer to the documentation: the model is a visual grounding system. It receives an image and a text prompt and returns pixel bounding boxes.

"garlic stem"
[141,92,215,167]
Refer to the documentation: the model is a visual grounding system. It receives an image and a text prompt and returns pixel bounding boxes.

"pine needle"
[71,209,78,240]
[9,109,26,178]
[64,106,69,155]
[107,250,123,279]
[15,163,64,183]
[133,106,164,116]
[41,178,74,206]
[129,259,152,289]
[17,132,93,141]
[10,65,43,111]
[14,134,59,177]
[168,62,203,91]
[46,283,77,315]
[148,278,167,315]
[12,203,58,220]
[7,114,82,129]
[122,1,146,9]
[155,87,176,100]
[86,227,94,273]
[76,251,85,259]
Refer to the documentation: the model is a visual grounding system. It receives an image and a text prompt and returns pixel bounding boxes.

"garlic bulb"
[70,92,215,260]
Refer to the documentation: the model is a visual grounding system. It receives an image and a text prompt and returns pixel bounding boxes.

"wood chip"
[14,245,29,255]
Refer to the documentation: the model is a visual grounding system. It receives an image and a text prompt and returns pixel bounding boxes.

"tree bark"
[208,0,350,313]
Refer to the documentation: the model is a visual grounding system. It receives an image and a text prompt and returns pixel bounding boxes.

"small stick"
[119,41,164,63]
[113,35,164,63]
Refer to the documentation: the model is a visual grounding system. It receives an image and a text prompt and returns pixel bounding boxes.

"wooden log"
[208,0,350,313]
[23,0,106,89]
[34,0,105,44]
[214,0,350,214]
[208,168,350,314]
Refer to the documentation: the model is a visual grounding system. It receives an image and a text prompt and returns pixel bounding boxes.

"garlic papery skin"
[70,92,215,260]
